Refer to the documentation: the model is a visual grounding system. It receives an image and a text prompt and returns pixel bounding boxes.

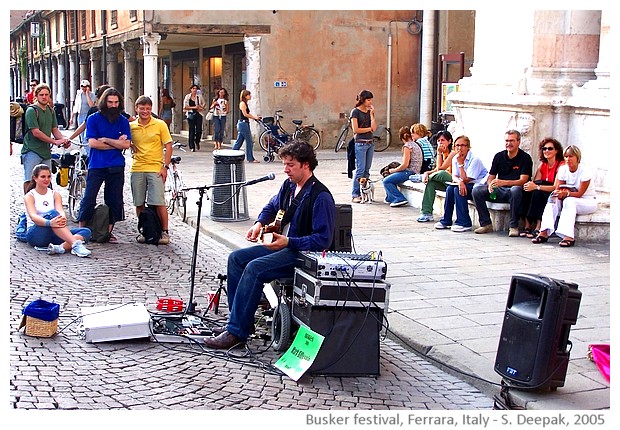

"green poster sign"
[274,325,324,381]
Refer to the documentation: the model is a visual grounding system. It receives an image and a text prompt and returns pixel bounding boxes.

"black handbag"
[186,111,196,121]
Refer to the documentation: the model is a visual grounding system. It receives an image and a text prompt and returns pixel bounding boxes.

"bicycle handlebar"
[68,139,87,147]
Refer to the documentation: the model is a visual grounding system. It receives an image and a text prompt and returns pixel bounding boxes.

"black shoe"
[191,148,196,152]
[196,142,200,150]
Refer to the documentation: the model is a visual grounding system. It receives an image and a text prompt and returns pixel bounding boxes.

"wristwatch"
[458,164,464,168]
[537,185,541,191]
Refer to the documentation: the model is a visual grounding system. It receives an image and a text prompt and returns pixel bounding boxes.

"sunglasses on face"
[542,147,555,151]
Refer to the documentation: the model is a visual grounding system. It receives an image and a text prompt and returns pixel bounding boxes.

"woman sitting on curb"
[520,137,565,238]
[433,135,488,232]
[532,145,596,247]
[382,127,423,207]
[24,164,92,257]
[417,130,455,222]
[410,123,435,173]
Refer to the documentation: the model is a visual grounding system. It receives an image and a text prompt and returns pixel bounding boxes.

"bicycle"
[334,111,392,153]
[53,140,88,222]
[164,141,188,222]
[258,110,321,162]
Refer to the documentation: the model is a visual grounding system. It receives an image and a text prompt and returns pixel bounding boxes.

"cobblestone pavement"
[8,152,494,411]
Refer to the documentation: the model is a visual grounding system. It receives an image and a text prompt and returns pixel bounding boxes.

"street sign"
[30,22,40,37]
[274,81,287,88]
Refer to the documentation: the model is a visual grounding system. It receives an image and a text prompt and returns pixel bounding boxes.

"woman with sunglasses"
[519,138,565,238]
[434,135,488,232]
[532,145,597,247]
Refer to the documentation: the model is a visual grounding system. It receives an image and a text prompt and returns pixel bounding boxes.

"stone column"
[122,40,140,114]
[51,56,58,103]
[140,34,161,114]
[79,49,90,84]
[419,10,435,126]
[89,46,102,89]
[56,52,66,105]
[106,44,120,89]
[68,49,77,106]
[244,36,261,139]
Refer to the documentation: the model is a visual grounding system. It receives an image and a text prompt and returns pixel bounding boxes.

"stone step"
[399,180,609,241]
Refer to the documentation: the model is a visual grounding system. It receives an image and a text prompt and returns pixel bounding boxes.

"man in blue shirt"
[77,88,131,242]
[205,140,336,350]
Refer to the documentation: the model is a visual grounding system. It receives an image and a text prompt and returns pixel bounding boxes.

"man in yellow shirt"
[130,95,173,244]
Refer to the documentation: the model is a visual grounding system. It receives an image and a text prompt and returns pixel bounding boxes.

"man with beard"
[129,95,173,244]
[77,88,132,242]
[20,83,70,193]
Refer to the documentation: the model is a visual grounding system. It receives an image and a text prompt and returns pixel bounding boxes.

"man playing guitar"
[205,139,336,350]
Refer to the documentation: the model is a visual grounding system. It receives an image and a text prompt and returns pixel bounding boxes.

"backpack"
[10,103,32,144]
[86,204,111,243]
[137,206,162,245]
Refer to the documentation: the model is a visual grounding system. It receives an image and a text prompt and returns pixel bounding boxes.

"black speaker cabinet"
[494,273,581,391]
[330,204,352,252]
[292,304,383,376]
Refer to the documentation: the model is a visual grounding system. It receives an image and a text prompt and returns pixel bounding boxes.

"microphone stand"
[182,180,247,315]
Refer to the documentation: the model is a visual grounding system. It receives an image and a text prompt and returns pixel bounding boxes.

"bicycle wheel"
[259,131,277,152]
[68,175,86,222]
[164,172,175,215]
[373,126,392,152]
[295,127,321,150]
[173,176,187,222]
[335,125,350,152]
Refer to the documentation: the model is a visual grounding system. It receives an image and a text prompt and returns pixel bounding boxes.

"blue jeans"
[383,170,412,203]
[472,185,523,228]
[440,183,475,227]
[232,120,255,161]
[77,166,125,225]
[26,209,91,247]
[226,246,299,340]
[213,115,227,143]
[351,142,375,197]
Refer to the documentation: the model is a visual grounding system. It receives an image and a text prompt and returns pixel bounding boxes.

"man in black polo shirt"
[472,130,532,236]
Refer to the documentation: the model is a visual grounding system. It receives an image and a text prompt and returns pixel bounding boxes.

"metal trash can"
[210,149,249,222]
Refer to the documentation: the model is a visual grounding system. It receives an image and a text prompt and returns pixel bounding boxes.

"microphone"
[244,173,276,186]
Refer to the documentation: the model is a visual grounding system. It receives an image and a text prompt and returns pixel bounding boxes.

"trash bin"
[210,149,249,222]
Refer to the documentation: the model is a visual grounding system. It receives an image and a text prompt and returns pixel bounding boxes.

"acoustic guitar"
[258,209,285,243]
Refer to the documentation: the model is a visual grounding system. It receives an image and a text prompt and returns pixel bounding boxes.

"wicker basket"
[21,315,58,337]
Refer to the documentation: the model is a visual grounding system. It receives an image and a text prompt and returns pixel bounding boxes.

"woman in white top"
[24,164,92,257]
[209,88,229,150]
[182,84,206,151]
[532,145,597,247]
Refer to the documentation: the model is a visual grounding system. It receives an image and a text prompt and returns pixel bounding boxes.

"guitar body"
[259,209,285,243]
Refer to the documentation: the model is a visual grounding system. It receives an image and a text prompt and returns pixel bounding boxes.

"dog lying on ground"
[359,177,375,203]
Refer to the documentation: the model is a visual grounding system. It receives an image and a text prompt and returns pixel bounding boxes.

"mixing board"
[297,251,387,281]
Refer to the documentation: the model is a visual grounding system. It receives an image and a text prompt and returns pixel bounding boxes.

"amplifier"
[297,250,387,281]
[292,268,390,312]
[294,306,383,376]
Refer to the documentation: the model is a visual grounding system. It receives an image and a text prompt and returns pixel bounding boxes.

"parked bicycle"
[51,140,89,222]
[164,141,187,222]
[257,110,321,162]
[334,111,392,152]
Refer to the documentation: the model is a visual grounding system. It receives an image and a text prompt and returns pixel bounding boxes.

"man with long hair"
[76,88,131,242]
